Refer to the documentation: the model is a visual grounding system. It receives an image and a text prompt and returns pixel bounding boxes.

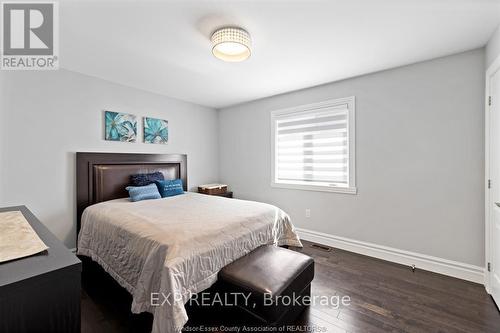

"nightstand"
[199,191,233,198]
[213,191,233,198]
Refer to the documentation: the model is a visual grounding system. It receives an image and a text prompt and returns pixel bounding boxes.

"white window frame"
[270,96,357,194]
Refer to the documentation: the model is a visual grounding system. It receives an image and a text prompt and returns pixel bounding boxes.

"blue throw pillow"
[125,183,161,202]
[130,172,165,187]
[155,179,184,197]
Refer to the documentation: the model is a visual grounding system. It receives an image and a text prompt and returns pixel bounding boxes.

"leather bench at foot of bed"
[218,245,315,326]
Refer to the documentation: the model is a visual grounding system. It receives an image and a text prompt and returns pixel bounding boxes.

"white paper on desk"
[0,211,49,263]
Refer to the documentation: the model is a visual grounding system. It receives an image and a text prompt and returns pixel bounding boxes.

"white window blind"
[271,97,356,194]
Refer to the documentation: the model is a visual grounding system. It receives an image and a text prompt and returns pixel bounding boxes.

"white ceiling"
[60,0,500,109]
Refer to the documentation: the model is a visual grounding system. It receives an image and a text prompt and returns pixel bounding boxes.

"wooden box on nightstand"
[198,184,233,198]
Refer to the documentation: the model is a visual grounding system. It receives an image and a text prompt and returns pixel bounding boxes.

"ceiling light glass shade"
[211,27,251,62]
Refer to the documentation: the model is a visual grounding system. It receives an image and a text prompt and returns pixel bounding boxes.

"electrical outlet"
[305,209,311,218]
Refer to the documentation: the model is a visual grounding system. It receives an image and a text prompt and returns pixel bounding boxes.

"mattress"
[77,192,302,333]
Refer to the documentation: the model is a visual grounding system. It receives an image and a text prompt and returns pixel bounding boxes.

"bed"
[75,152,302,333]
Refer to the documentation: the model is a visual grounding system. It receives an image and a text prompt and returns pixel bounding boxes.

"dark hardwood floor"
[81,241,500,333]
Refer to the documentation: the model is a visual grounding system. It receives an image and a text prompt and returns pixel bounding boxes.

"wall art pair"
[104,111,168,144]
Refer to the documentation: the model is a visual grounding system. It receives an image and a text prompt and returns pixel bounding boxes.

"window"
[271,97,356,194]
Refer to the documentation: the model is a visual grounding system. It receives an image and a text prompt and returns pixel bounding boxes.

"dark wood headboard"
[76,152,187,232]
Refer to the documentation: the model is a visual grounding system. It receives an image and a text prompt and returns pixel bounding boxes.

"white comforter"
[77,192,302,333]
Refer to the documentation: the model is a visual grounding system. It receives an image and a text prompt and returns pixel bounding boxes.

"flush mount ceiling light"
[211,27,251,62]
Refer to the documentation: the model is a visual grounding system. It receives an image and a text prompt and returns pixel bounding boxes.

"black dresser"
[0,206,81,333]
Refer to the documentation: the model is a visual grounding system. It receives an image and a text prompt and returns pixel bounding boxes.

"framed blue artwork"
[104,111,137,142]
[144,117,168,144]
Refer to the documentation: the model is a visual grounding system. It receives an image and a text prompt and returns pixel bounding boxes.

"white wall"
[219,49,485,267]
[0,69,219,248]
[0,73,4,203]
[487,25,500,68]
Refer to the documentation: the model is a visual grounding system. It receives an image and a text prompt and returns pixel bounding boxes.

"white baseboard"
[296,228,484,284]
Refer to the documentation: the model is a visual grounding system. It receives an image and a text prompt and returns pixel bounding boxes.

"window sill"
[271,182,357,194]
